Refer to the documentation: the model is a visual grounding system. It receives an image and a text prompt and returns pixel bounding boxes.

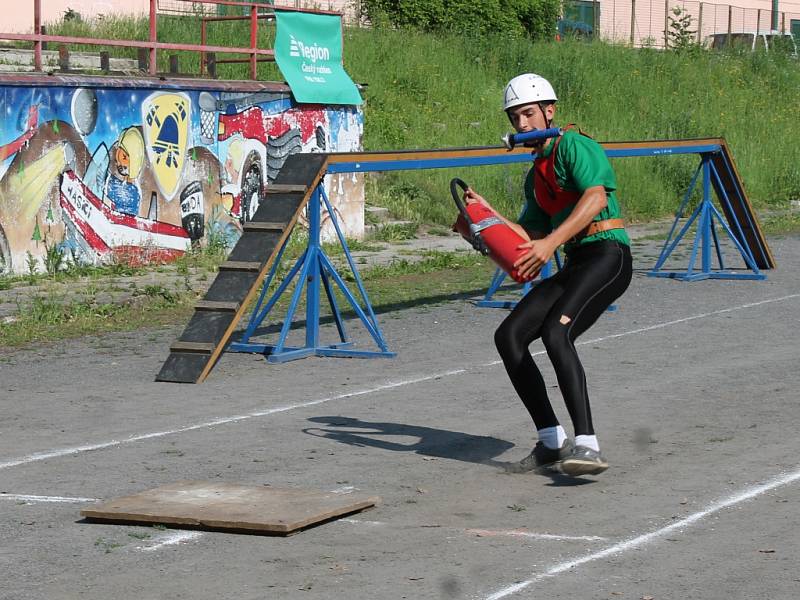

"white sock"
[537,425,567,449]
[575,434,600,452]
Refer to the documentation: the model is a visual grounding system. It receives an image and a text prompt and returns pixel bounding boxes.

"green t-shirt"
[518,129,630,252]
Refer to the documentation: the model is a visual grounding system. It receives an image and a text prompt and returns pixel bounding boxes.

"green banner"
[274,11,362,105]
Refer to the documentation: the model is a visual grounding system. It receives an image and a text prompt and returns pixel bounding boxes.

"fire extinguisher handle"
[450,177,489,256]
[450,177,471,223]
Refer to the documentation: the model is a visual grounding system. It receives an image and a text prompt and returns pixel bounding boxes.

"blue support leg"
[228,182,395,362]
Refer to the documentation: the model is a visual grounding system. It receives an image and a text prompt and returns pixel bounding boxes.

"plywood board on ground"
[80,481,380,535]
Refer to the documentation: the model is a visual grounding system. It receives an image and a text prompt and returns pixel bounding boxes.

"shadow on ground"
[303,416,599,487]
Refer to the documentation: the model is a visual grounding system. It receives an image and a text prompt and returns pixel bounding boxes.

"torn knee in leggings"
[559,314,572,325]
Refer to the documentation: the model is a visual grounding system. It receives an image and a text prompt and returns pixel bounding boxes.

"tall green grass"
[46,15,800,224]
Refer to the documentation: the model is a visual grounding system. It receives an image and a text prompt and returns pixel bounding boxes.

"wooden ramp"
[601,137,774,270]
[80,481,380,536]
[711,140,775,269]
[156,153,327,383]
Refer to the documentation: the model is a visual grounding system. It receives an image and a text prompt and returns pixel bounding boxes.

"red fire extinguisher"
[450,178,534,283]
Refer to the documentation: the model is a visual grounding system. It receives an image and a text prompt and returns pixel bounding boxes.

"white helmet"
[503,73,557,111]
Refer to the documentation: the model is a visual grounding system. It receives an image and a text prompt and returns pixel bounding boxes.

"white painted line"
[0,368,464,472]
[467,528,606,542]
[136,531,203,552]
[0,493,100,503]
[483,467,800,600]
[481,293,800,367]
[0,294,797,473]
[340,518,384,526]
[330,485,357,495]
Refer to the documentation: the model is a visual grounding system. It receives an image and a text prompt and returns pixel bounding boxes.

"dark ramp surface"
[156,153,327,384]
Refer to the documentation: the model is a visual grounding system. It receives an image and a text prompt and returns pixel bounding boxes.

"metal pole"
[701,158,712,274]
[664,0,669,49]
[305,187,321,349]
[149,0,157,75]
[250,3,258,79]
[630,0,636,46]
[200,18,207,76]
[697,3,703,44]
[757,9,761,34]
[33,0,42,71]
[594,0,600,38]
[772,0,779,31]
[727,5,732,47]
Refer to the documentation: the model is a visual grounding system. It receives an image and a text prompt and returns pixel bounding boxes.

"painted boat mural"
[0,82,364,275]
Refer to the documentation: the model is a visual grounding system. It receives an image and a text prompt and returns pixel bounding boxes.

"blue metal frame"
[228,139,765,364]
[324,142,725,175]
[228,184,396,362]
[648,153,766,281]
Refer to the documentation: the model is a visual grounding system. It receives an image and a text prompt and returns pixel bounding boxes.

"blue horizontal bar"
[326,144,723,174]
[606,144,721,158]
[504,128,562,148]
[326,153,534,173]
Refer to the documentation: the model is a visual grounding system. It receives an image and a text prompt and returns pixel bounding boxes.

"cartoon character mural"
[105,127,145,216]
[0,83,364,276]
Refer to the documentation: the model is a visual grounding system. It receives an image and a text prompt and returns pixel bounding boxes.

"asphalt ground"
[1,234,798,600]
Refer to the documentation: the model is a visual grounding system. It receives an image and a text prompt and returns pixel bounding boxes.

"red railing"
[1,0,342,80]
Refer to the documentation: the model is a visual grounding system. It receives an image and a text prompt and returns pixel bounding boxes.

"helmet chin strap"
[537,103,553,129]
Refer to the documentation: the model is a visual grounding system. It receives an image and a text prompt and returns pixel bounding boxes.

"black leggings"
[494,240,632,436]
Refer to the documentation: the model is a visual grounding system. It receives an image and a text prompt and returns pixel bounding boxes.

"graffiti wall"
[0,79,364,276]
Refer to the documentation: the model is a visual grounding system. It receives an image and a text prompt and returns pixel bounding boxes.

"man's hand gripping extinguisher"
[450,178,533,283]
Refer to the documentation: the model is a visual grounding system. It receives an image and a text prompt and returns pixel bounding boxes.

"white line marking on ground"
[481,293,800,367]
[1,294,797,473]
[483,467,800,600]
[0,493,100,503]
[467,528,606,542]
[136,531,203,552]
[340,518,384,526]
[330,485,356,494]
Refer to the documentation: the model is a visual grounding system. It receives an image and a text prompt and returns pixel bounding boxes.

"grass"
[0,249,497,348]
[42,16,800,228]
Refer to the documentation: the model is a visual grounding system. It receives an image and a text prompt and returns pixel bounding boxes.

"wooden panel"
[169,341,215,353]
[195,300,240,312]
[80,481,380,535]
[264,183,307,194]
[243,221,284,232]
[219,260,262,272]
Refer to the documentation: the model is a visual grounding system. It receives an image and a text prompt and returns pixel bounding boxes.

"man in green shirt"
[464,73,632,476]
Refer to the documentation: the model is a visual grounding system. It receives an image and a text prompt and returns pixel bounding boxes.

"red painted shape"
[219,106,326,145]
[60,197,111,254]
[0,106,39,162]
[64,171,188,238]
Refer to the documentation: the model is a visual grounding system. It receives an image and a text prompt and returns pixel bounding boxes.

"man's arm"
[512,185,607,279]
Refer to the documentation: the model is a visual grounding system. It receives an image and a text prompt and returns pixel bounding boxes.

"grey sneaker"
[560,445,609,476]
[507,439,573,474]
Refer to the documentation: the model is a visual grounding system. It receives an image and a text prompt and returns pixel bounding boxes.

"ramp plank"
[711,143,774,269]
[156,153,328,383]
[80,481,379,535]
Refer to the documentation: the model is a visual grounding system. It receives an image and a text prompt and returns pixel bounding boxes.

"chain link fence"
[562,0,800,48]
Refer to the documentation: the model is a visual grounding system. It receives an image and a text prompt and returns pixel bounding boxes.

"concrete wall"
[6,1,359,33]
[592,0,800,47]
[0,77,364,276]
[7,0,151,33]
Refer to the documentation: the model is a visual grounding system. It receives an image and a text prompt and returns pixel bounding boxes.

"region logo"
[289,34,331,63]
